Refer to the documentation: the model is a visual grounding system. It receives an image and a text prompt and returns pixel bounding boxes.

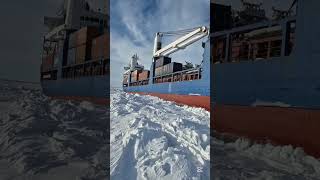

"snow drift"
[0,80,108,180]
[110,89,210,180]
[1,80,320,180]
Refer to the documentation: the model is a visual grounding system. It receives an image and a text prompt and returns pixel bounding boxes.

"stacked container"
[155,66,163,76]
[162,62,182,75]
[91,34,110,60]
[155,56,171,68]
[138,70,150,81]
[68,27,100,65]
[131,70,141,82]
[155,62,182,76]
[42,54,54,72]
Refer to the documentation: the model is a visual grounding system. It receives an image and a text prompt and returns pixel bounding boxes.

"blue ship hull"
[41,75,109,103]
[124,79,209,96]
[212,0,320,157]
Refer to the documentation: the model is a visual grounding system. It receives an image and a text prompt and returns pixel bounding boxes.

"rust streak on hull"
[131,92,210,111]
[213,104,320,158]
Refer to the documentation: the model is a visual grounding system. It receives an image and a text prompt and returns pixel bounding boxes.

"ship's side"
[211,0,320,157]
[123,38,210,111]
[40,0,109,104]
[124,76,210,110]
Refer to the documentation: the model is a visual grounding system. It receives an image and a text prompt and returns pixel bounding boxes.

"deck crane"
[153,26,209,58]
[124,26,209,76]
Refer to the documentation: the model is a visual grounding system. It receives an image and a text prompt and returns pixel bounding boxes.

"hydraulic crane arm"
[153,26,209,58]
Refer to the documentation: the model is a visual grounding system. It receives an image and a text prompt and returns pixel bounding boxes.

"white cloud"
[110,0,209,87]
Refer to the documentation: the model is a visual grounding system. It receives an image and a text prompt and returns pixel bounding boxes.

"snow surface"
[1,80,320,180]
[0,80,108,180]
[111,88,320,180]
[212,136,320,180]
[110,88,210,180]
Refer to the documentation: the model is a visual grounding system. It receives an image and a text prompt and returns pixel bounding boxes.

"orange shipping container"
[75,44,91,64]
[131,70,141,82]
[138,70,150,81]
[155,66,163,76]
[69,27,99,48]
[76,27,100,46]
[91,34,110,60]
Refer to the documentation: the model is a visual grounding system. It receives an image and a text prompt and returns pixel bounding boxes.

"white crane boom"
[153,26,209,58]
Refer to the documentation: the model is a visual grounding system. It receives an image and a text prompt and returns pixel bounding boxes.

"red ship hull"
[213,105,320,158]
[133,92,210,111]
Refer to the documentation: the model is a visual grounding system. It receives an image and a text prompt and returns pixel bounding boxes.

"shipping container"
[162,62,182,75]
[75,44,91,64]
[68,27,100,49]
[182,74,188,81]
[155,66,163,76]
[67,48,76,65]
[42,54,54,71]
[131,70,141,82]
[91,34,110,60]
[138,70,150,81]
[155,56,171,68]
[76,27,100,46]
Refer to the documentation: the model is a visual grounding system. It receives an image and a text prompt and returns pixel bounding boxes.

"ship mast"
[124,54,144,72]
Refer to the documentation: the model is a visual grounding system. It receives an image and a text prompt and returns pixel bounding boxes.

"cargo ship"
[122,27,210,110]
[41,0,109,104]
[211,0,320,157]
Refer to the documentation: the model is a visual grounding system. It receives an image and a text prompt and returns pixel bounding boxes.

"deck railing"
[123,68,203,87]
[62,59,109,79]
[153,68,202,84]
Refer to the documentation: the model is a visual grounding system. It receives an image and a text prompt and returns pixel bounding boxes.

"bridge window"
[230,25,283,61]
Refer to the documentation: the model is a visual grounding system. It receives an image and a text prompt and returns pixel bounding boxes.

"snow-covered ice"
[110,88,210,180]
[111,88,320,180]
[212,135,320,180]
[1,80,320,180]
[0,80,108,180]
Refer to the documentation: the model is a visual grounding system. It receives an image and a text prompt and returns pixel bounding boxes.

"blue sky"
[110,0,209,87]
